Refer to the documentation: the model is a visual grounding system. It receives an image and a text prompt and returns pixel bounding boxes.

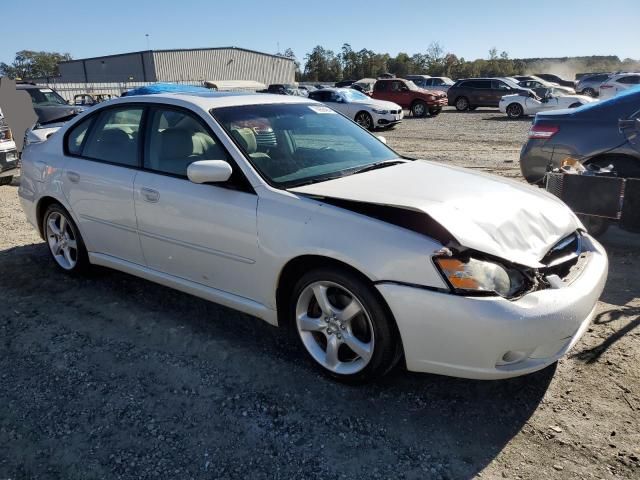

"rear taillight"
[600,84,613,89]
[0,127,12,142]
[528,124,559,139]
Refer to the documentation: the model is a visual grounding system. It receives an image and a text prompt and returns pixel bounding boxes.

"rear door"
[61,105,145,264]
[490,80,512,106]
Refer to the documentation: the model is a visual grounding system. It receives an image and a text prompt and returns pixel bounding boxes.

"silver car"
[404,75,455,93]
[575,73,612,97]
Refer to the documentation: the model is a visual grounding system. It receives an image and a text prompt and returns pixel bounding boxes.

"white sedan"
[308,88,403,130]
[499,92,597,118]
[19,92,608,382]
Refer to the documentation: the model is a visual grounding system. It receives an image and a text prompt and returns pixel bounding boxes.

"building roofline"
[59,47,295,64]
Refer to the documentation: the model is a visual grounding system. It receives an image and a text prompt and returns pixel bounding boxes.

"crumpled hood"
[289,161,581,267]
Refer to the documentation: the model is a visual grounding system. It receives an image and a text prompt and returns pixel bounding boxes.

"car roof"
[105,92,314,109]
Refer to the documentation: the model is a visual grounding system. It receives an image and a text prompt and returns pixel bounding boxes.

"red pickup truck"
[371,78,448,117]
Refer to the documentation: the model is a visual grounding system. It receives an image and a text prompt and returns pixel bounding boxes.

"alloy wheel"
[507,103,523,118]
[355,112,373,130]
[45,211,79,270]
[412,102,426,117]
[295,281,375,375]
[456,97,469,111]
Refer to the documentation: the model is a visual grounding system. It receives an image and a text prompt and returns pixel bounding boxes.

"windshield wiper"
[348,159,405,176]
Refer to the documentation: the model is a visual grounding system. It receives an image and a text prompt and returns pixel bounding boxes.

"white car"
[308,88,403,130]
[499,92,597,118]
[19,93,608,383]
[0,111,19,185]
[405,75,455,93]
[598,73,640,100]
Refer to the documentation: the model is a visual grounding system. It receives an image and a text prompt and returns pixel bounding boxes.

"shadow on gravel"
[0,243,554,480]
[483,116,533,122]
[572,309,639,364]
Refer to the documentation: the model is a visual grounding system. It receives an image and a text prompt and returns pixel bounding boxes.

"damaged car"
[19,93,608,383]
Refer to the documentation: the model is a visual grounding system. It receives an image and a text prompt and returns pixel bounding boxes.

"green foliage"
[300,44,639,82]
[0,50,72,80]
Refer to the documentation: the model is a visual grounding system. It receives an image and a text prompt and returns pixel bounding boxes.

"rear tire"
[42,203,90,274]
[582,88,596,97]
[290,266,400,383]
[0,176,12,186]
[455,96,470,111]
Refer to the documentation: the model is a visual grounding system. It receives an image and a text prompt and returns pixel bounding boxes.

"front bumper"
[429,97,448,107]
[0,146,19,177]
[373,110,403,127]
[376,235,608,380]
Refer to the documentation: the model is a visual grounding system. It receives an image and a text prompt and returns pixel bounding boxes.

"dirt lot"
[1,108,638,480]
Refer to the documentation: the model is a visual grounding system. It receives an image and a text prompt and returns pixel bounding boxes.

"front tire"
[42,203,89,273]
[354,111,374,130]
[506,103,524,119]
[411,100,428,117]
[455,96,470,111]
[291,267,400,383]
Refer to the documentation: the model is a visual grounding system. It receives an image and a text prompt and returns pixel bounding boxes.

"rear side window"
[66,117,93,155]
[491,80,510,90]
[82,107,143,166]
[618,76,640,85]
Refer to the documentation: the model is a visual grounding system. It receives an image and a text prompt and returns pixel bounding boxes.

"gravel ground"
[1,108,638,480]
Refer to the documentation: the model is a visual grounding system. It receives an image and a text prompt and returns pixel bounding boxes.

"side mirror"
[376,135,387,144]
[187,160,232,184]
[400,86,409,92]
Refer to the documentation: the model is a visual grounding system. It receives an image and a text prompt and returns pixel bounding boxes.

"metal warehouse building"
[57,47,296,85]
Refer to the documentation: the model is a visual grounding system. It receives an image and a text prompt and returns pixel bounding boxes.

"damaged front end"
[309,194,587,301]
[432,230,588,300]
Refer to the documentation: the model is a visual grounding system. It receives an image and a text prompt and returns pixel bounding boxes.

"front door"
[60,105,145,264]
[133,106,259,299]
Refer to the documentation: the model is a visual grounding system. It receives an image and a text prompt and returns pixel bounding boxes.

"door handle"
[140,187,160,203]
[66,171,80,183]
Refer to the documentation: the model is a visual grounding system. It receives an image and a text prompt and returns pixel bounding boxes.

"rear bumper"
[376,235,608,380]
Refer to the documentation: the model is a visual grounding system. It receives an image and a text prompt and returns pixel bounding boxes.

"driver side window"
[145,108,230,177]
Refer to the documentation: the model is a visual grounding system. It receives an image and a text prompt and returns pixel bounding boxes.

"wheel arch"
[584,153,640,177]
[36,196,68,239]
[276,255,392,328]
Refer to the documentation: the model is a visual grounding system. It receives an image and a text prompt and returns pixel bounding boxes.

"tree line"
[2,46,639,83]
[290,43,640,82]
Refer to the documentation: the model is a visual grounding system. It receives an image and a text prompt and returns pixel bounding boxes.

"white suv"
[599,73,640,100]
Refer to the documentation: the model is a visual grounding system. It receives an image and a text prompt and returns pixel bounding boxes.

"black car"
[535,73,576,88]
[334,80,356,88]
[520,88,640,185]
[447,78,532,111]
[16,83,85,124]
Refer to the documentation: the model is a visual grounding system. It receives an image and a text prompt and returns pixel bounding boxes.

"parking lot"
[1,108,638,479]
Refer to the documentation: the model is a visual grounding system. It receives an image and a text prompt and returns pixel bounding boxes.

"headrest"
[99,128,129,144]
[159,128,194,160]
[231,128,257,154]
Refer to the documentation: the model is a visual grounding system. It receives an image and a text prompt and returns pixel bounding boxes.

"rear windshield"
[24,88,68,106]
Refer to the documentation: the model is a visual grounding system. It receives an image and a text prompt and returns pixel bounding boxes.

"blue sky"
[1,0,638,65]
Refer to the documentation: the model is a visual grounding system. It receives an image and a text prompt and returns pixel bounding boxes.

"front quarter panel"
[254,187,449,309]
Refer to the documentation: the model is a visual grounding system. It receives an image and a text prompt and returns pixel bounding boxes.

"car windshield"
[211,103,400,188]
[405,80,420,91]
[25,88,68,106]
[342,89,370,102]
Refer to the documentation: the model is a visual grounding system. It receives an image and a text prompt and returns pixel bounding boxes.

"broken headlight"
[434,256,526,298]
